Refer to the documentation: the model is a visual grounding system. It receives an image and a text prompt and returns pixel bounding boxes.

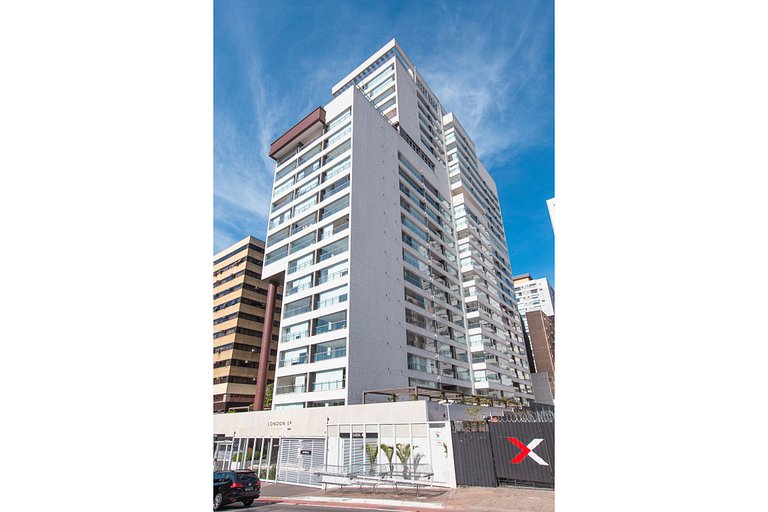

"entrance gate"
[276,438,326,486]
[451,411,555,487]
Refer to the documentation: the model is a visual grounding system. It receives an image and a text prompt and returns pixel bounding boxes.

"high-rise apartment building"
[258,39,534,410]
[512,273,555,334]
[213,236,282,412]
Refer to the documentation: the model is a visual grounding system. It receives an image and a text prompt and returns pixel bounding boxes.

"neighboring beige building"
[213,236,282,412]
[525,310,555,400]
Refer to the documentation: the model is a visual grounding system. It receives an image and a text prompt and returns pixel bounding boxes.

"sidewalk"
[259,482,554,512]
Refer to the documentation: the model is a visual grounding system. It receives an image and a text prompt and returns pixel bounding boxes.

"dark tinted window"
[213,471,232,483]
[235,471,259,484]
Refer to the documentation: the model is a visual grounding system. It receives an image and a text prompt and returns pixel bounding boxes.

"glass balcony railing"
[276,384,307,395]
[283,330,310,342]
[318,248,346,262]
[278,354,308,368]
[315,294,347,310]
[316,269,348,285]
[318,222,349,241]
[283,304,312,318]
[320,200,349,220]
[288,259,314,274]
[314,320,347,335]
[313,347,347,362]
[311,379,345,392]
[284,282,312,296]
[290,238,315,253]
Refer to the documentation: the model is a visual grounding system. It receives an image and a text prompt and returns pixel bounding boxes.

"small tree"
[386,393,398,402]
[263,383,273,409]
[365,444,379,475]
[395,443,416,478]
[380,444,395,474]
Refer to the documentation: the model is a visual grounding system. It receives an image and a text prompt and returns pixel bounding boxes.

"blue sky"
[214,0,554,285]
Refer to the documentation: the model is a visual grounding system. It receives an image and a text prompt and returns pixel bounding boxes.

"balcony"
[313,346,347,362]
[284,282,312,297]
[283,303,312,318]
[318,221,349,241]
[311,379,345,392]
[276,384,307,395]
[316,268,348,285]
[314,320,347,335]
[315,294,348,310]
[278,354,309,368]
[283,330,310,342]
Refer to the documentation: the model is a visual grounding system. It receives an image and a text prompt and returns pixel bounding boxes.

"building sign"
[300,449,312,455]
[507,437,549,466]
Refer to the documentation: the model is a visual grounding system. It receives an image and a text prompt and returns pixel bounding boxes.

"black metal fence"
[451,415,555,487]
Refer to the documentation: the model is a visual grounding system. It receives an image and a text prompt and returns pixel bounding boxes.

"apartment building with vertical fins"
[213,236,282,412]
[257,39,534,411]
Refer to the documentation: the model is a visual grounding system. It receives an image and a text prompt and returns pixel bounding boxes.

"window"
[315,285,348,309]
[282,321,310,342]
[404,287,427,309]
[288,252,314,274]
[320,195,349,220]
[406,330,435,352]
[407,354,438,375]
[296,177,319,198]
[326,108,351,130]
[313,338,346,362]
[326,124,351,148]
[316,260,348,285]
[312,368,345,391]
[292,197,317,219]
[314,311,346,335]
[321,175,350,200]
[290,232,316,253]
[276,374,306,394]
[324,141,350,164]
[318,237,348,262]
[295,159,321,182]
[267,227,290,246]
[284,297,312,318]
[285,274,312,296]
[269,210,291,229]
[264,244,288,265]
[279,347,308,367]
[323,158,350,182]
[318,215,349,241]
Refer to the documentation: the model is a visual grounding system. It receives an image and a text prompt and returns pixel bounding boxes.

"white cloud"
[213,21,292,250]
[417,6,553,167]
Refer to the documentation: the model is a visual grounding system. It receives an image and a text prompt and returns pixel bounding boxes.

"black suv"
[213,470,261,510]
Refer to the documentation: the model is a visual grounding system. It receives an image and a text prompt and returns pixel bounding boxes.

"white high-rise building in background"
[512,273,555,334]
[259,39,534,410]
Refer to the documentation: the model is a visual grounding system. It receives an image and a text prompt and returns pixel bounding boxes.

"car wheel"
[241,499,254,507]
[213,492,223,510]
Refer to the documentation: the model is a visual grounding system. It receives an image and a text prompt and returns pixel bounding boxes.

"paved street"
[229,482,555,512]
[219,503,420,511]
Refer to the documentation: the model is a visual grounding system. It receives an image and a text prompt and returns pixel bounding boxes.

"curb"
[259,495,444,509]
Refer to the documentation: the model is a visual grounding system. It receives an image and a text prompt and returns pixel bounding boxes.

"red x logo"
[507,437,549,465]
